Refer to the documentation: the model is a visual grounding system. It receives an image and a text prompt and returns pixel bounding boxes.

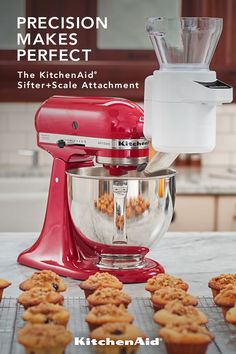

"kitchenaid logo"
[117,139,149,149]
[74,337,162,346]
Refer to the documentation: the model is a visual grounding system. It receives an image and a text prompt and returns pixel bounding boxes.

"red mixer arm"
[17,157,96,273]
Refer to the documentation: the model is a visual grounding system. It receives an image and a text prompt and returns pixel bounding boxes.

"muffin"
[145,274,189,295]
[153,300,208,326]
[19,270,67,292]
[79,272,123,298]
[18,287,64,309]
[214,284,236,318]
[22,303,70,326]
[87,288,131,309]
[160,322,214,354]
[0,279,11,302]
[90,322,146,354]
[18,323,72,354]
[85,303,134,331]
[151,287,198,312]
[208,274,236,298]
[225,303,236,329]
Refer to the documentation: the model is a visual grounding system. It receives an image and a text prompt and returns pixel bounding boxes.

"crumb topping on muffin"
[160,322,214,344]
[19,270,67,292]
[85,304,133,324]
[87,288,131,307]
[214,285,236,307]
[208,274,236,291]
[79,272,123,291]
[18,323,72,348]
[145,274,188,292]
[0,279,11,289]
[18,287,64,308]
[164,300,203,316]
[153,300,207,325]
[151,287,198,307]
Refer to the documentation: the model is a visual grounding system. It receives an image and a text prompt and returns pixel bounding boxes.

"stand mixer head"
[18,96,176,282]
[35,96,148,173]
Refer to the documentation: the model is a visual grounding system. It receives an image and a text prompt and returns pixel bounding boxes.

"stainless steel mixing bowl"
[67,167,176,256]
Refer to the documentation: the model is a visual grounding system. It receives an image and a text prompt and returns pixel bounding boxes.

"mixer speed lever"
[57,139,85,148]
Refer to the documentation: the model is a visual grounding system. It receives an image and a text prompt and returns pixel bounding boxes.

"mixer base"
[17,253,164,283]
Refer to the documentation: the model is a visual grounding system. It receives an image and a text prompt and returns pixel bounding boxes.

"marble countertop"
[1,232,236,299]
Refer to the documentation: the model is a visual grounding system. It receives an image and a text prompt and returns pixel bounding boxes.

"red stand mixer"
[18,17,233,283]
[18,96,176,283]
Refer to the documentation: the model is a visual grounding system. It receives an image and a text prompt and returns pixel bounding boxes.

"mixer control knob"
[57,140,66,148]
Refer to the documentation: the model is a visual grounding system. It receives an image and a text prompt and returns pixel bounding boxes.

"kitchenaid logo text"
[118,140,149,148]
[74,337,161,346]
[16,16,108,61]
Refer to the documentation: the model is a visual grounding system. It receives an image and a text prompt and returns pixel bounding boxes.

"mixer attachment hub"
[98,254,146,270]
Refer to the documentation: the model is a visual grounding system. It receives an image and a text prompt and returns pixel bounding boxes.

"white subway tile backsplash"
[0,103,27,113]
[40,152,52,166]
[216,115,233,133]
[217,104,236,114]
[232,116,236,132]
[0,115,9,132]
[8,152,32,166]
[26,132,37,149]
[215,134,236,152]
[0,102,236,168]
[8,113,35,132]
[25,102,41,113]
[0,132,27,152]
[202,152,231,167]
[231,154,236,167]
[0,152,9,165]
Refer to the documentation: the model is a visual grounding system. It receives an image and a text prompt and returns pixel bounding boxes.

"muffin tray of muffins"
[1,271,236,354]
[0,296,234,353]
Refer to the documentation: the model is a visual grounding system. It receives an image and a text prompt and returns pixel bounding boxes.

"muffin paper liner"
[96,344,139,354]
[165,342,209,354]
[211,288,220,298]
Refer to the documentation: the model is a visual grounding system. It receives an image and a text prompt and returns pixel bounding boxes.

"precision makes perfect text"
[17,16,108,62]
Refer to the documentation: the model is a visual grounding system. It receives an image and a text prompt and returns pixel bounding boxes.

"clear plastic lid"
[146,17,223,69]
